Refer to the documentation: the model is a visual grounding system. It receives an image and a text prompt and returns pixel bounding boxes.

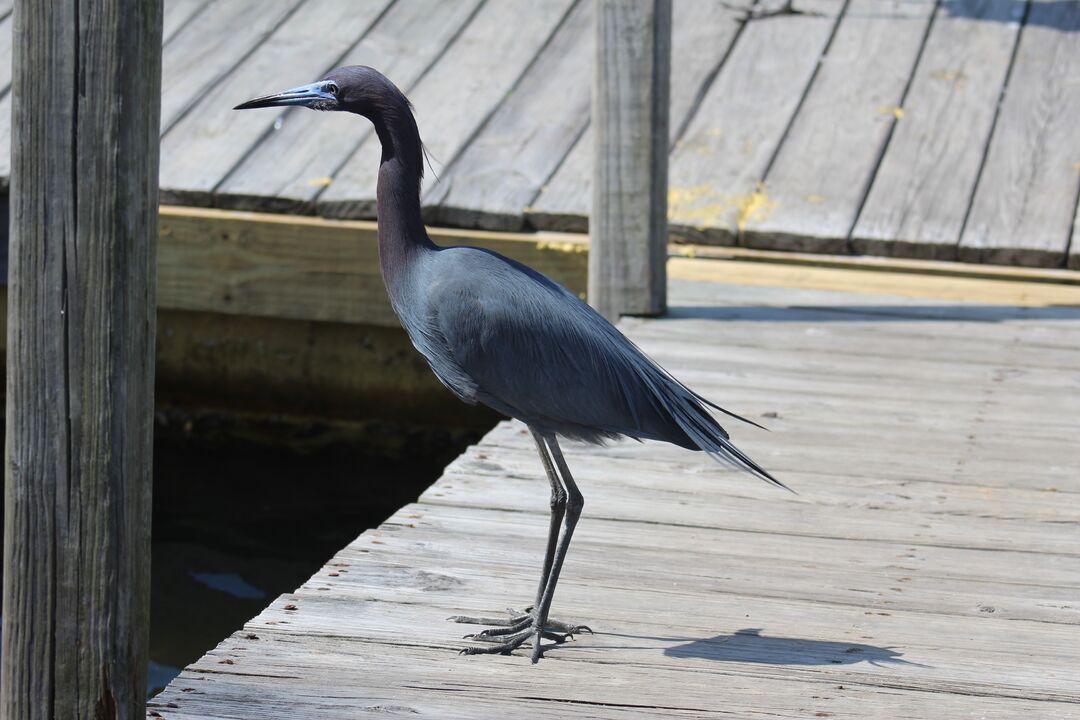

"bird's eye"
[326,82,339,96]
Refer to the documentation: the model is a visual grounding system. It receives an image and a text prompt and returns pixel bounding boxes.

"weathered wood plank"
[526,0,753,233]
[159,0,392,205]
[1,0,162,716]
[430,462,1080,556]
[392,500,1080,595]
[423,0,593,232]
[147,206,1080,335]
[353,533,1079,631]
[850,0,1026,259]
[176,562,1080,701]
[743,0,936,253]
[523,130,593,233]
[156,206,587,327]
[660,275,1080,342]
[214,0,483,213]
[957,1,1080,267]
[157,645,1080,720]
[450,436,1080,523]
[162,0,207,45]
[666,0,843,245]
[667,253,1080,307]
[266,582,1080,699]
[152,273,1080,717]
[317,0,576,219]
[159,0,303,133]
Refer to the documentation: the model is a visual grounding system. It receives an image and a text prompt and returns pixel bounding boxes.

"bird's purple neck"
[371,102,435,297]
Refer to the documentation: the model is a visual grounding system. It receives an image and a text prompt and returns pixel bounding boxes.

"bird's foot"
[448,607,592,658]
[744,1,822,20]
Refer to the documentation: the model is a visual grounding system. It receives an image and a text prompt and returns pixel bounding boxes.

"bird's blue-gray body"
[235,64,781,662]
[396,245,686,444]
[389,244,775,481]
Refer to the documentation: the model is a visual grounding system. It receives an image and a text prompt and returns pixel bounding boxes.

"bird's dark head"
[235,65,425,188]
[233,65,408,120]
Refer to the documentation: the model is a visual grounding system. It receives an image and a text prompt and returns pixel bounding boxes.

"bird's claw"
[452,606,592,658]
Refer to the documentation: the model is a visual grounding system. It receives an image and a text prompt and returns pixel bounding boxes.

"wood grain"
[215,0,483,213]
[957,1,1080,267]
[666,0,843,246]
[159,0,392,205]
[850,0,1026,259]
[157,206,587,327]
[527,0,751,233]
[424,0,593,232]
[152,278,1080,717]
[0,0,1076,271]
[317,0,576,219]
[162,0,207,45]
[1,0,162,717]
[744,0,936,253]
[158,0,303,132]
[589,0,671,318]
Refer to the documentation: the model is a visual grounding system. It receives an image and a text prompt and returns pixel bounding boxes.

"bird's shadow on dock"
[603,628,924,668]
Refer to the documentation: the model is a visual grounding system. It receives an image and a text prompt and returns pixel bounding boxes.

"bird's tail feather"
[633,361,790,492]
[670,391,792,492]
[691,388,770,431]
[593,312,786,490]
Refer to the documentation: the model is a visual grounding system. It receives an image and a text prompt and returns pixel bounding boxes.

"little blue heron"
[236,66,783,663]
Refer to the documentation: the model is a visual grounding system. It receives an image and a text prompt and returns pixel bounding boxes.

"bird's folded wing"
[425,250,665,439]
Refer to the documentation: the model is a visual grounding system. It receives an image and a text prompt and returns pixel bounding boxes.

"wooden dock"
[150,271,1080,719]
[4,0,1080,267]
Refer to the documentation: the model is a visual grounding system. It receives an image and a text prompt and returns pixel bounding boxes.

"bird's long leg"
[450,428,563,631]
[451,430,590,659]
[529,434,585,663]
[531,427,567,609]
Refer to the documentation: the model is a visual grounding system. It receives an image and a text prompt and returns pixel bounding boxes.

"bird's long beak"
[234,81,336,110]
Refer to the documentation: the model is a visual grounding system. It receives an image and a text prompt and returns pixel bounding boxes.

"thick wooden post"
[590,0,672,321]
[2,1,163,718]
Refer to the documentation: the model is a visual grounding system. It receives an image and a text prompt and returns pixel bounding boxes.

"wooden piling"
[590,0,672,320]
[1,1,163,718]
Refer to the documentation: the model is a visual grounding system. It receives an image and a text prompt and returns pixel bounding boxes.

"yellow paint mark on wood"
[878,105,905,119]
[931,68,967,86]
[804,194,826,204]
[537,240,588,254]
[735,185,776,231]
[668,185,730,229]
[307,177,334,187]
[668,185,776,232]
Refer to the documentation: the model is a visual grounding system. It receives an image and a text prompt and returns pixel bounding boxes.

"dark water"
[0,416,482,696]
[147,420,480,694]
